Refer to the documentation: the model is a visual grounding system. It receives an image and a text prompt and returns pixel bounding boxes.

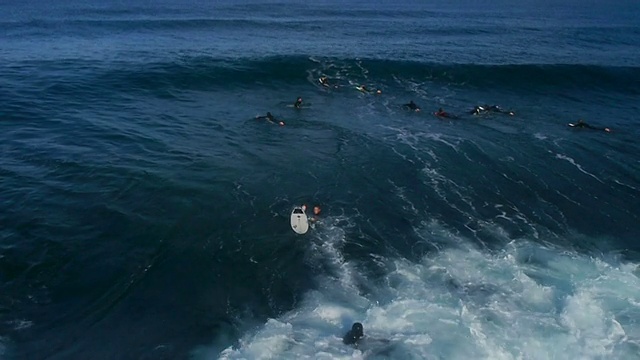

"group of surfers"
[256,75,611,132]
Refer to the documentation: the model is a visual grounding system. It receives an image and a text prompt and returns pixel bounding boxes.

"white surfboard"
[290,207,309,234]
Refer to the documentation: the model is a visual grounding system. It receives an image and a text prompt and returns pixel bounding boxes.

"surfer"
[319,76,331,88]
[311,205,321,222]
[470,105,485,115]
[302,204,321,222]
[402,100,421,112]
[356,84,381,94]
[255,112,285,126]
[568,119,611,132]
[343,322,364,346]
[434,108,456,119]
[294,97,303,109]
[471,105,515,116]
[356,84,370,93]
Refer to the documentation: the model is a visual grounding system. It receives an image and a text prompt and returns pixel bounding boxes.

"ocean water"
[1,0,640,359]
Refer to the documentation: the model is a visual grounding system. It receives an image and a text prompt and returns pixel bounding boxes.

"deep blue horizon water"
[1,1,639,359]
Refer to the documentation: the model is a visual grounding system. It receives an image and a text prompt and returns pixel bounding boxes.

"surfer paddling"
[434,108,457,119]
[319,76,342,89]
[470,104,515,116]
[319,76,331,87]
[356,85,382,94]
[568,119,611,132]
[255,112,285,126]
[402,100,421,112]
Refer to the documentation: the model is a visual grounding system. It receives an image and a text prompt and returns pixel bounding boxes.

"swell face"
[1,1,640,359]
[4,57,640,112]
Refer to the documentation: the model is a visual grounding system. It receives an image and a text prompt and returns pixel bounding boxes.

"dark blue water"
[1,1,639,359]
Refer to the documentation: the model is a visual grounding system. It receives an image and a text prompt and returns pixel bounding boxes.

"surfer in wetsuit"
[343,322,364,346]
[255,112,285,126]
[302,204,322,222]
[319,76,331,87]
[356,84,370,93]
[471,104,515,116]
[402,100,421,112]
[470,105,485,115]
[568,119,610,132]
[435,108,457,119]
[489,105,515,116]
[294,97,303,109]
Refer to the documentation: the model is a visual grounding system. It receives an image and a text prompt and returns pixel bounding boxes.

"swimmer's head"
[352,322,363,337]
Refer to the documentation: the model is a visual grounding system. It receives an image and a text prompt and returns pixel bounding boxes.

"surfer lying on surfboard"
[434,107,458,119]
[402,100,421,112]
[568,119,611,132]
[319,76,342,89]
[255,112,285,126]
[319,76,331,87]
[470,104,515,116]
[355,85,382,94]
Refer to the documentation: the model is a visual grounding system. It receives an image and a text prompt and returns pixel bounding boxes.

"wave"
[5,55,639,109]
[214,235,640,360]
[89,56,640,95]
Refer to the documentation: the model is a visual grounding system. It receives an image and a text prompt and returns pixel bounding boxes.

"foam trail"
[555,154,603,183]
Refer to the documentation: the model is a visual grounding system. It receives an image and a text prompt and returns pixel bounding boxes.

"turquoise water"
[1,1,639,359]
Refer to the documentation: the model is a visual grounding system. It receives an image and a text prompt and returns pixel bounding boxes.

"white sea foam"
[533,133,547,140]
[211,223,640,360]
[555,153,603,183]
[8,319,33,331]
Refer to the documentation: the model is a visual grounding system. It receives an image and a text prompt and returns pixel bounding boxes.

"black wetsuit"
[471,105,486,115]
[403,101,420,111]
[472,105,511,115]
[570,121,608,131]
[343,323,364,345]
[256,113,278,123]
[294,99,303,108]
